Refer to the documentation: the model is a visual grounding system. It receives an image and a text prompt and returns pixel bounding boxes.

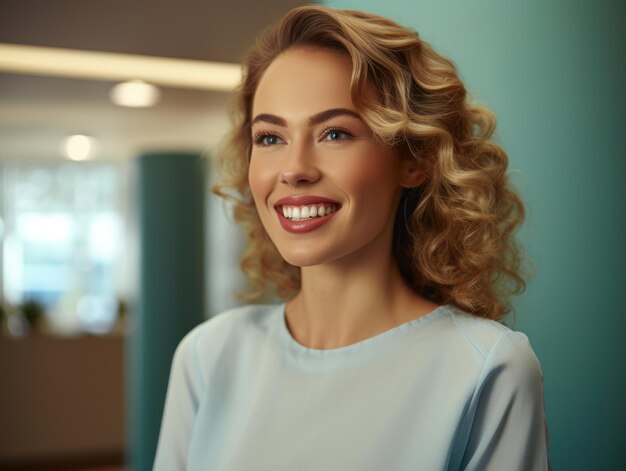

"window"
[1,162,129,335]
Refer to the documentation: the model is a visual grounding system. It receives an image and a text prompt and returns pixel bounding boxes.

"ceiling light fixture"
[63,134,95,161]
[0,43,241,91]
[110,80,161,108]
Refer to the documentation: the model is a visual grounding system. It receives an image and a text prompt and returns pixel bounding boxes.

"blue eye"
[262,135,279,146]
[322,127,352,142]
[253,132,282,147]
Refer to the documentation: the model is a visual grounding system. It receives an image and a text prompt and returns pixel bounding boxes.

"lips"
[274,195,341,233]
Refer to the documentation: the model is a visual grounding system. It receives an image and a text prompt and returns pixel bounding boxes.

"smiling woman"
[154,5,550,470]
[248,48,411,270]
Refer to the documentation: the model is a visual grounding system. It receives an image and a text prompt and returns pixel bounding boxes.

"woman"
[154,5,550,470]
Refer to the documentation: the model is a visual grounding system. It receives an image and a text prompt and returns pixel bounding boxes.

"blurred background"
[0,0,624,470]
[0,1,308,469]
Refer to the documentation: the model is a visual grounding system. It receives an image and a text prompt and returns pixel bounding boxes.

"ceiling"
[0,0,311,162]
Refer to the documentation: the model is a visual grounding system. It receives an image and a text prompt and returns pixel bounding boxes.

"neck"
[285,245,438,350]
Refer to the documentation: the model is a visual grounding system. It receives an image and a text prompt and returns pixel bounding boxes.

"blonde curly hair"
[214,5,526,320]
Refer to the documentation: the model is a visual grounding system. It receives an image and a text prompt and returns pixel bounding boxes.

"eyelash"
[320,126,353,142]
[252,131,280,147]
[251,126,354,147]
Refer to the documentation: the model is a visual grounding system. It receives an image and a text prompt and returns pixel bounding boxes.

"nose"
[279,142,321,186]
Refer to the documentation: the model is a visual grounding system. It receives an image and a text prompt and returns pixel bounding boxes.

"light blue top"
[154,304,550,470]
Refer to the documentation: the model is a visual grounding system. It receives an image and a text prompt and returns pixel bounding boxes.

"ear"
[399,160,427,188]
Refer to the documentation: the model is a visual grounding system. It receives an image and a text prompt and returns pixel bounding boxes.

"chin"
[276,246,335,268]
[278,252,322,268]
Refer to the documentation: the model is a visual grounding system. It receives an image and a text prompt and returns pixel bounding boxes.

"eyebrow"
[251,108,362,127]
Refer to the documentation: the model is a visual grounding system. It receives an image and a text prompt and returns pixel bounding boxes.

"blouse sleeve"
[153,328,205,471]
[460,332,551,471]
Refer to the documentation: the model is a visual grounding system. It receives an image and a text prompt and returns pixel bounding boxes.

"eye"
[252,132,283,147]
[321,127,353,142]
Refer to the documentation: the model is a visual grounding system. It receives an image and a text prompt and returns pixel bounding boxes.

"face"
[248,47,410,268]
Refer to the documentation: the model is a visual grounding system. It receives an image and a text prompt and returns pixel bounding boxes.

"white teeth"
[280,203,338,221]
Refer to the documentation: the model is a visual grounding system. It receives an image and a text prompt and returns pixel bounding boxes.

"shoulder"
[188,303,279,339]
[174,303,282,364]
[445,308,550,469]
[444,306,543,382]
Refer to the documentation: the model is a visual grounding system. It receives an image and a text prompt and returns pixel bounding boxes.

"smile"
[274,196,341,233]
[280,204,338,221]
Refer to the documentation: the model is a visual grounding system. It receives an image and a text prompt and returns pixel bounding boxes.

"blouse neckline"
[274,303,452,361]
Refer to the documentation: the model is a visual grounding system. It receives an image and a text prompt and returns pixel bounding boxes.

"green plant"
[20,299,46,328]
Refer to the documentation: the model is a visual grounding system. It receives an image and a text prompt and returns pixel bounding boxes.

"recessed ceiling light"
[110,80,161,108]
[63,134,95,161]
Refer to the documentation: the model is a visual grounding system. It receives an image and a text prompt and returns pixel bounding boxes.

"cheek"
[248,158,272,206]
[247,162,259,199]
[335,152,401,204]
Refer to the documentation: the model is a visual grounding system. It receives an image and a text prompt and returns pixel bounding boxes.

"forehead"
[252,47,355,119]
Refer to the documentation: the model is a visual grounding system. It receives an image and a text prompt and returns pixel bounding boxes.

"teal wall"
[325,0,625,468]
